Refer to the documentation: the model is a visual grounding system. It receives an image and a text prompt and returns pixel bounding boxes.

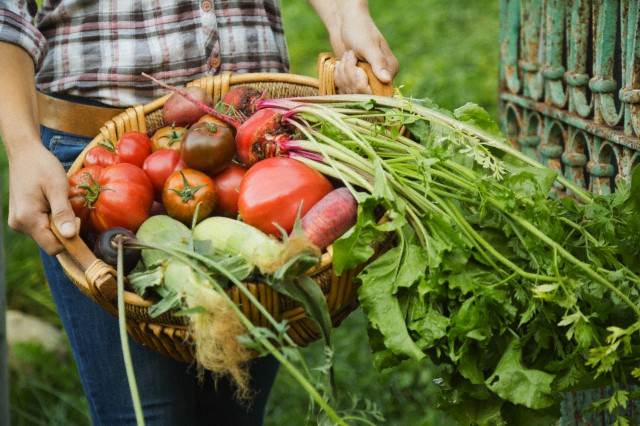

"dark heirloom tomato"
[83,141,118,167]
[142,149,187,196]
[180,122,235,175]
[163,169,218,225]
[237,157,334,236]
[115,131,152,168]
[150,124,187,151]
[210,163,247,218]
[68,163,154,233]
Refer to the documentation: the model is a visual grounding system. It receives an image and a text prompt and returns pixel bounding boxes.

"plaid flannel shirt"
[0,0,289,106]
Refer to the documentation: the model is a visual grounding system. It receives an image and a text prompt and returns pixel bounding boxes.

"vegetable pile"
[68,85,358,408]
[68,81,640,425]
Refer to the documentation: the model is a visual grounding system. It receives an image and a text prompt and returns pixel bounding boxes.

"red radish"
[221,85,264,118]
[163,85,212,126]
[235,108,293,167]
[299,187,358,250]
[238,157,333,236]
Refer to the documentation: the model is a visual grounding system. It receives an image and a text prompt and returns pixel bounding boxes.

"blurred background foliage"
[2,1,500,424]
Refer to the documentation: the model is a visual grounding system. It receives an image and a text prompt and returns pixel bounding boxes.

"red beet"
[221,86,264,119]
[162,86,213,126]
[234,108,293,167]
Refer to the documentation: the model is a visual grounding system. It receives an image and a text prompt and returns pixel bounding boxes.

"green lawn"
[3,1,500,424]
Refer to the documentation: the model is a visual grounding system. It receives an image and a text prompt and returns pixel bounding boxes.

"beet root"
[234,108,293,167]
[162,86,213,127]
[221,86,264,119]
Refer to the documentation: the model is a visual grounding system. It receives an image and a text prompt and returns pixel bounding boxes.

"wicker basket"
[52,54,393,363]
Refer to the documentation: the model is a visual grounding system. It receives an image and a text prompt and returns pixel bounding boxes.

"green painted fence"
[498,0,639,423]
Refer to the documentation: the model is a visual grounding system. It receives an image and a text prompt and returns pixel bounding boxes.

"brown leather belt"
[37,91,126,138]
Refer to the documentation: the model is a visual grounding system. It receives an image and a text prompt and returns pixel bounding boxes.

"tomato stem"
[76,172,105,207]
[166,170,208,203]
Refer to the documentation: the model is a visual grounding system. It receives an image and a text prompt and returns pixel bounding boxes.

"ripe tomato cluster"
[69,121,243,233]
[68,85,334,241]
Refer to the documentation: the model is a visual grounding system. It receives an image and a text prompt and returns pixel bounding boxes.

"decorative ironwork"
[499,0,640,196]
[498,0,640,423]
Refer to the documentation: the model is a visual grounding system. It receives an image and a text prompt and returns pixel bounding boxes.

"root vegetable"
[300,187,358,251]
[221,85,264,118]
[162,85,212,126]
[234,108,293,167]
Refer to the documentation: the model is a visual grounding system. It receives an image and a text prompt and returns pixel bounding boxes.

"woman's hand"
[309,0,399,94]
[7,144,78,255]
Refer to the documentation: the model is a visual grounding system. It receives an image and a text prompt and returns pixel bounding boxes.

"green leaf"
[624,164,640,214]
[332,197,387,274]
[127,264,165,296]
[358,246,425,363]
[454,102,502,137]
[486,339,556,409]
[266,274,333,348]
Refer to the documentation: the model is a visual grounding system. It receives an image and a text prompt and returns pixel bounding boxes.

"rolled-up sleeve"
[0,1,47,69]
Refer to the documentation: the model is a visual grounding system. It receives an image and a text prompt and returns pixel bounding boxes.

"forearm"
[0,41,78,253]
[0,41,41,160]
[307,0,370,55]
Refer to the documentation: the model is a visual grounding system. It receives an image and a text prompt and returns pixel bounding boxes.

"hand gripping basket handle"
[317,52,394,96]
[50,219,119,306]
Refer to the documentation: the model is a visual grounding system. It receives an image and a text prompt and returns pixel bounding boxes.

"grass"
[2,1,500,424]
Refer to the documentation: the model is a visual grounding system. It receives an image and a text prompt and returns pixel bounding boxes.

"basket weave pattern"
[55,54,383,363]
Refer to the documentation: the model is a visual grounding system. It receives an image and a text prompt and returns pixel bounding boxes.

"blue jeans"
[40,124,279,426]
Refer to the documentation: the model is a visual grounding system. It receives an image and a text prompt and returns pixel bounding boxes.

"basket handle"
[317,52,394,96]
[50,219,119,304]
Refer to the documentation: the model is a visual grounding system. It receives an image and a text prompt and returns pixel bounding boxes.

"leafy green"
[265,94,640,424]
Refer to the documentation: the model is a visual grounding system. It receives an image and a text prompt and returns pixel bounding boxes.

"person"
[0,1,398,425]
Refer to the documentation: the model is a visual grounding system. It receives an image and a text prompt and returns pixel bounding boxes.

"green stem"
[505,212,640,318]
[117,242,145,426]
[128,242,345,423]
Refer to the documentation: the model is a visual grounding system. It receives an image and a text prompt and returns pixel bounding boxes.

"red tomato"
[210,164,247,218]
[142,149,187,196]
[83,141,117,167]
[150,125,187,151]
[237,157,333,236]
[115,131,152,168]
[68,165,103,231]
[163,169,218,225]
[68,163,154,233]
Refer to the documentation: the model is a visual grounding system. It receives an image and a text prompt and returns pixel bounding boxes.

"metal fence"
[499,0,639,195]
[498,0,639,423]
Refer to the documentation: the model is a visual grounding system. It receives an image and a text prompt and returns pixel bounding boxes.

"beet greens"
[260,94,640,424]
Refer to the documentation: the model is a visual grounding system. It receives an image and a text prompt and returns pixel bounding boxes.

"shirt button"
[201,1,212,12]
[209,57,221,68]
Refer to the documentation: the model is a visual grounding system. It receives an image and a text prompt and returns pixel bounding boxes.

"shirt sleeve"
[0,0,48,69]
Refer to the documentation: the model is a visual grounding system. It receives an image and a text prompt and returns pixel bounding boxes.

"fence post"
[0,193,9,426]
